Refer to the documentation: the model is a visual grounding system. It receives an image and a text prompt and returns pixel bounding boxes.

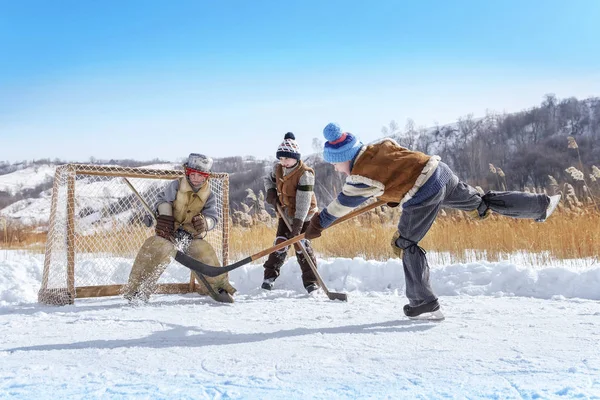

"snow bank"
[1,249,599,306]
[0,251,44,305]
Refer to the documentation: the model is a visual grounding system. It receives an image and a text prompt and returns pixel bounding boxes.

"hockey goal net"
[39,164,229,305]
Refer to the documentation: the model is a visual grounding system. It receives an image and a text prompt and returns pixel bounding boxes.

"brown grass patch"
[228,210,599,263]
[2,210,599,265]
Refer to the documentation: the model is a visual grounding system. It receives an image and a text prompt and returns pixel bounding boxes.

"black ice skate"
[536,194,561,222]
[261,278,275,290]
[403,299,445,321]
[305,283,319,294]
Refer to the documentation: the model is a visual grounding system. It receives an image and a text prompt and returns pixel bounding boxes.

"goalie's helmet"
[184,153,213,175]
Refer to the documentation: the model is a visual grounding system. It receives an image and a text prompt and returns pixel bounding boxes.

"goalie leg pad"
[187,239,237,295]
[123,236,175,300]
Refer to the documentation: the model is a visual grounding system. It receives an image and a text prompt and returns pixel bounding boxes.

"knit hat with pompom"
[276,132,301,160]
[322,123,363,163]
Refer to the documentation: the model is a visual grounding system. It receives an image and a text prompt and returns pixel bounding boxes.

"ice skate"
[403,299,445,321]
[536,194,561,222]
[261,278,275,290]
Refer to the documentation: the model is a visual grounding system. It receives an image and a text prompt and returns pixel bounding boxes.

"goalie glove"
[192,214,208,237]
[155,215,175,241]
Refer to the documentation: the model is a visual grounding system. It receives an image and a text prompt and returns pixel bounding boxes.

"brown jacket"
[322,139,440,224]
[275,161,318,218]
[351,139,437,203]
[173,177,211,235]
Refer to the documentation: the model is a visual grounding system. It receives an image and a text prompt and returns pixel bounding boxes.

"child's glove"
[304,213,323,240]
[192,214,208,236]
[266,188,278,207]
[155,215,175,241]
[289,218,304,237]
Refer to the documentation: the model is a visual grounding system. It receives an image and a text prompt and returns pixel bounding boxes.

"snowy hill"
[0,250,599,399]
[0,157,305,225]
[0,162,182,225]
[0,196,53,226]
[0,164,55,195]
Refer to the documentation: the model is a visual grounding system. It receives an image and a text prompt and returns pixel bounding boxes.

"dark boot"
[262,245,287,290]
[261,278,275,290]
[403,299,440,317]
[305,283,319,293]
[403,299,444,320]
[262,219,291,290]
[295,240,318,291]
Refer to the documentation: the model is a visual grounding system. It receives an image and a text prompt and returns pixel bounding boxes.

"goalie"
[123,153,237,304]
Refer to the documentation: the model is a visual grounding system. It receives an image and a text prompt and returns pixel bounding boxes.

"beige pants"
[123,236,236,301]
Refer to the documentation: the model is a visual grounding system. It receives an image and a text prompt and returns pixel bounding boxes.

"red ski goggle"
[185,167,210,178]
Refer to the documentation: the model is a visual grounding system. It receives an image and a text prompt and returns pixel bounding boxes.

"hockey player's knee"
[467,206,490,220]
[140,236,177,259]
[468,194,492,220]
[187,239,220,266]
[274,235,289,254]
[264,245,287,270]
[390,231,404,258]
[393,233,427,256]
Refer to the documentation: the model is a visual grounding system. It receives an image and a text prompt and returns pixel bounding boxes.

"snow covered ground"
[1,249,599,399]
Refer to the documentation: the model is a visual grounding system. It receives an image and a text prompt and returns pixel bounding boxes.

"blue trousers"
[396,172,550,306]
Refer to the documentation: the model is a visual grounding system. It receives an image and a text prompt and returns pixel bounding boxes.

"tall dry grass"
[0,219,46,253]
[3,209,599,266]
[229,208,600,264]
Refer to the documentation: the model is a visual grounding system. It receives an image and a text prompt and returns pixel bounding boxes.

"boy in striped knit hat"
[304,123,561,320]
[262,132,320,293]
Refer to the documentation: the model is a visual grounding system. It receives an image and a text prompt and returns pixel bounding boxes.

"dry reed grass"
[229,209,600,264]
[3,209,599,266]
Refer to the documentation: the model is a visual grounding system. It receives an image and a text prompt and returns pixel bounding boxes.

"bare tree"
[381,120,400,137]
[312,138,323,153]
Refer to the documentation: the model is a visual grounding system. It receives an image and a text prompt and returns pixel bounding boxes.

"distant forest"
[221,95,600,212]
[385,94,599,191]
[2,95,599,214]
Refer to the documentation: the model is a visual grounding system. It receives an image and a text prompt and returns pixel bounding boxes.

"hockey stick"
[122,178,156,225]
[276,204,347,301]
[122,178,233,303]
[175,200,387,277]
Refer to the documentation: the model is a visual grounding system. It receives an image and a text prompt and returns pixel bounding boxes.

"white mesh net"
[39,164,229,305]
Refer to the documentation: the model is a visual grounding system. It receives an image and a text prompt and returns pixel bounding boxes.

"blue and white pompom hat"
[322,123,363,163]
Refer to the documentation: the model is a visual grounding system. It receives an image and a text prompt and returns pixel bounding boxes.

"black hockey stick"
[276,204,347,301]
[175,200,387,278]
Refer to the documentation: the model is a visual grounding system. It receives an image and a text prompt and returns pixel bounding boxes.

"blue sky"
[1,0,599,163]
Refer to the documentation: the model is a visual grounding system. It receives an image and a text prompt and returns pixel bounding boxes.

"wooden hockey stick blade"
[175,200,387,277]
[191,270,234,303]
[276,204,348,301]
[326,292,348,301]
